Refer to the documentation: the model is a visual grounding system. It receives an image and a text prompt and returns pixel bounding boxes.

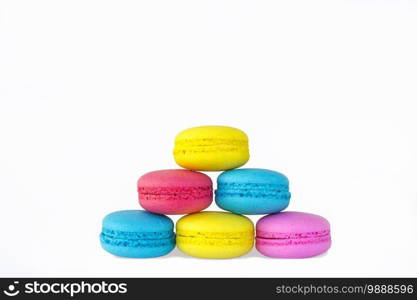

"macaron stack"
[100,125,331,259]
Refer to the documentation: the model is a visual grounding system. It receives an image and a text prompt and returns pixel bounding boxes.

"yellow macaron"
[176,211,254,259]
[173,125,250,171]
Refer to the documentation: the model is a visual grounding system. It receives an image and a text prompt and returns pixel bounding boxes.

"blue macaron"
[100,210,175,258]
[215,168,291,215]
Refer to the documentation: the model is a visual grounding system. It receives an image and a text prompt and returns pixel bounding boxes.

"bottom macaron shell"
[256,236,331,258]
[216,197,289,215]
[101,240,175,258]
[177,237,253,259]
[140,198,212,215]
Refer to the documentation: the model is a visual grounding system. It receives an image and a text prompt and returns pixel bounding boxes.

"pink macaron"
[256,211,331,258]
[137,169,213,215]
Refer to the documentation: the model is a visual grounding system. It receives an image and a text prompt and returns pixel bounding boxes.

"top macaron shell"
[215,168,291,214]
[256,212,331,258]
[102,210,174,232]
[173,125,250,171]
[138,169,213,215]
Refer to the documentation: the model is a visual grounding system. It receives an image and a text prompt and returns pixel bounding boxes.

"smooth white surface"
[1,0,417,277]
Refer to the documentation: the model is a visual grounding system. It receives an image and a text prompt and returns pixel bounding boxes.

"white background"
[1,0,417,277]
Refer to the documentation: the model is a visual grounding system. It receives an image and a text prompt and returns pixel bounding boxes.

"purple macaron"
[256,212,331,258]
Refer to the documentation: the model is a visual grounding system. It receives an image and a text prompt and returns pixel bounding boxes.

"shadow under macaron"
[105,247,329,260]
[167,247,329,259]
